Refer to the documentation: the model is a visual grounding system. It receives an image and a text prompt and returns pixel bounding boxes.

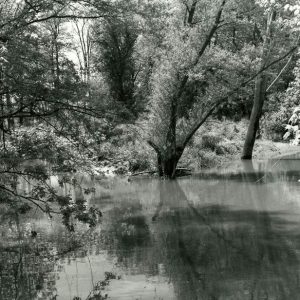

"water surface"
[1,158,300,299]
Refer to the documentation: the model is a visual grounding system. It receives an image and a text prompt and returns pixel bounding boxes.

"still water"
[1,157,300,300]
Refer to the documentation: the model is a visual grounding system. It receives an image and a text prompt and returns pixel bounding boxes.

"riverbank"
[96,120,300,176]
[179,119,300,172]
[193,140,300,172]
[252,140,300,160]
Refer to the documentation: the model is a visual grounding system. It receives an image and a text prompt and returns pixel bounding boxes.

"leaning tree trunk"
[241,75,267,159]
[242,9,275,160]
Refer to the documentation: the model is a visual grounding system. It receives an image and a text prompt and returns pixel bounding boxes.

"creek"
[1,155,300,299]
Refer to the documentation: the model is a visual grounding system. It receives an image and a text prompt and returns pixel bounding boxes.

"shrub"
[261,110,287,141]
[97,138,156,174]
[198,150,221,169]
[128,150,153,172]
[215,142,238,155]
[10,124,96,173]
[201,134,222,151]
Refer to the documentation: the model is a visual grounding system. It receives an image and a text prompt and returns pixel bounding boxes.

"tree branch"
[147,140,161,155]
[266,54,293,92]
[193,0,227,66]
[182,45,299,148]
[266,34,300,92]
[175,0,227,101]
[0,184,47,213]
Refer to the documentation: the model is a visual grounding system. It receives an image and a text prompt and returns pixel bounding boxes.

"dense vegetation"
[1,0,300,222]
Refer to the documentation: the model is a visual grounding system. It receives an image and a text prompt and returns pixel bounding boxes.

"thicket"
[1,0,300,224]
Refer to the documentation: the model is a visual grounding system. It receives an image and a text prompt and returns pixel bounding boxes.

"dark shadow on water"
[0,209,105,300]
[2,171,300,299]
[0,212,58,300]
[100,180,300,299]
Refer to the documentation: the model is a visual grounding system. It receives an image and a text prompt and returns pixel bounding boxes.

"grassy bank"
[96,119,299,175]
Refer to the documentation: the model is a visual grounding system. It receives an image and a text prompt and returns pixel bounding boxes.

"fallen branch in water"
[130,170,157,176]
[130,168,192,177]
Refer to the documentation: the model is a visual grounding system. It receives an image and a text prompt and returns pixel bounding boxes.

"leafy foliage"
[0,0,300,218]
[0,123,102,230]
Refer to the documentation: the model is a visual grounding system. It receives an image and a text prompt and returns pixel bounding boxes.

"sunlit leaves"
[284,4,300,15]
[10,124,97,173]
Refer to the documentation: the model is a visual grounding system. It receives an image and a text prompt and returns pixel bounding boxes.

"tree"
[72,19,93,84]
[0,0,115,224]
[242,0,299,159]
[145,0,230,178]
[242,7,275,159]
[93,17,140,118]
[280,4,300,111]
[143,0,300,177]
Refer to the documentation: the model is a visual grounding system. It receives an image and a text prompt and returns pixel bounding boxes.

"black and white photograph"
[1,0,300,299]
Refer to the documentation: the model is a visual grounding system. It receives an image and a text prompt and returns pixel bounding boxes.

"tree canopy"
[0,0,300,219]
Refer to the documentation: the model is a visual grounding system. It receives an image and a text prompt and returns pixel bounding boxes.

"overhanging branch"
[182,45,299,147]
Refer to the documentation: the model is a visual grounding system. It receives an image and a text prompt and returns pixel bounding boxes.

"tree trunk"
[55,39,60,86]
[148,141,183,179]
[19,96,24,125]
[241,75,266,159]
[160,156,179,179]
[6,90,14,130]
[242,9,275,160]
[157,152,163,177]
[158,147,184,179]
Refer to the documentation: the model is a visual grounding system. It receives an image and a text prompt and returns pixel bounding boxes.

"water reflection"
[99,179,300,299]
[0,210,59,300]
[1,159,300,299]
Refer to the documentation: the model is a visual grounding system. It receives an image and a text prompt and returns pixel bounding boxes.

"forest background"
[1,0,300,224]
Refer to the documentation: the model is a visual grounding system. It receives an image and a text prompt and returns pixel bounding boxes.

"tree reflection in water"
[100,178,300,300]
[0,209,58,300]
[1,171,300,299]
[0,206,103,300]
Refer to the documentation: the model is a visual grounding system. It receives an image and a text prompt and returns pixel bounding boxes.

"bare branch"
[266,55,293,92]
[266,34,300,92]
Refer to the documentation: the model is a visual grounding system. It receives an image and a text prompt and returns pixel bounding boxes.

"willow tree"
[146,0,229,178]
[145,0,299,177]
